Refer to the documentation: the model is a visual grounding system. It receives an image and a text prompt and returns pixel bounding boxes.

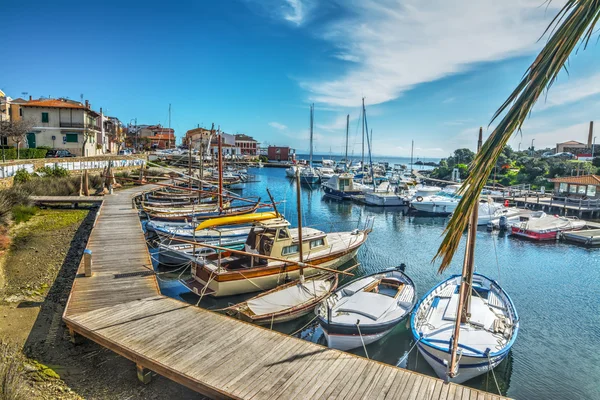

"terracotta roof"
[557,140,585,145]
[23,99,86,109]
[548,175,600,185]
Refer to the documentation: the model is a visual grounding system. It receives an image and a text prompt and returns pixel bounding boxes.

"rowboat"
[316,266,416,351]
[411,273,519,383]
[144,202,260,223]
[224,273,338,324]
[182,216,372,297]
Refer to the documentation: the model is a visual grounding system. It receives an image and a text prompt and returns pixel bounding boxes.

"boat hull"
[185,249,359,297]
[322,326,394,351]
[364,192,407,206]
[411,202,457,214]
[322,186,361,200]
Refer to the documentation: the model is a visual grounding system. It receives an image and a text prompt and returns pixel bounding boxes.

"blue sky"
[3,0,600,157]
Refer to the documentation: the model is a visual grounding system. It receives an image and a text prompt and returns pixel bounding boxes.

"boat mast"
[361,97,365,177]
[410,140,414,176]
[309,104,314,168]
[345,114,349,171]
[217,125,223,211]
[168,103,171,149]
[188,136,193,189]
[295,168,304,279]
[448,129,482,379]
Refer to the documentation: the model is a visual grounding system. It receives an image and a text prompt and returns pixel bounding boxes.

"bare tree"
[0,118,34,161]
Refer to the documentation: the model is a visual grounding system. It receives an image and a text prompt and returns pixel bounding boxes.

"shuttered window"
[41,112,49,123]
[65,134,78,143]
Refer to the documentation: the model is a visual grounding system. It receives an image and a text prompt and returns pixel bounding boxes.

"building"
[19,97,102,156]
[556,140,587,154]
[555,121,599,157]
[549,174,599,198]
[104,117,125,153]
[234,134,258,156]
[267,146,295,162]
[185,127,213,148]
[209,133,238,157]
[133,124,175,150]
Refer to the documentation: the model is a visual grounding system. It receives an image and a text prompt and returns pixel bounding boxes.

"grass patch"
[11,206,39,225]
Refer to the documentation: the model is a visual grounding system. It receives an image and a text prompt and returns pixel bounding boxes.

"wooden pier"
[497,195,600,218]
[62,186,508,399]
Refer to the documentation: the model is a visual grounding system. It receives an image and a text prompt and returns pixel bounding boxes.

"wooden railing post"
[84,249,93,277]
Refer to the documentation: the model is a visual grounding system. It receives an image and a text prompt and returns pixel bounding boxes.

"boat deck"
[63,186,509,399]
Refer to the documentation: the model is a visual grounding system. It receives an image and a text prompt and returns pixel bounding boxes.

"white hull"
[323,328,393,351]
[411,201,458,214]
[192,249,359,297]
[417,341,506,384]
[364,192,406,206]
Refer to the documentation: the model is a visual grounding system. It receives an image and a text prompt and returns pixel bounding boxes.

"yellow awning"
[195,211,278,231]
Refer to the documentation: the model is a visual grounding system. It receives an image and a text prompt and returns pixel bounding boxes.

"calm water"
[151,167,600,400]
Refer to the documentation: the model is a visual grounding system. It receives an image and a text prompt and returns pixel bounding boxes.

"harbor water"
[151,167,600,400]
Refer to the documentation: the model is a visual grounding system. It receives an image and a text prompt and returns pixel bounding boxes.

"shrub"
[13,169,31,184]
[0,148,48,160]
[36,165,69,178]
[11,205,39,224]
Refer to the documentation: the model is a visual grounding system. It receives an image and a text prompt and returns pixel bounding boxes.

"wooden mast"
[448,129,483,379]
[295,168,304,279]
[345,114,349,171]
[217,125,223,211]
[188,136,193,189]
[309,104,314,168]
[361,97,365,178]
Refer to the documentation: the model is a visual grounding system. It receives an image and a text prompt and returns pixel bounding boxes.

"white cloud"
[300,0,564,107]
[268,121,288,130]
[536,72,600,111]
[283,0,307,26]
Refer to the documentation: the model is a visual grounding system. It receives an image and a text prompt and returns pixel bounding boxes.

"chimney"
[85,100,89,108]
[588,121,593,147]
[29,95,32,101]
[100,107,103,115]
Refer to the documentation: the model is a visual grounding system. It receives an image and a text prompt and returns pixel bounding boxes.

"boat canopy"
[195,211,278,231]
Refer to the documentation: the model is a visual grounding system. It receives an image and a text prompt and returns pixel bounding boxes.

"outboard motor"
[499,215,508,231]
[398,263,407,272]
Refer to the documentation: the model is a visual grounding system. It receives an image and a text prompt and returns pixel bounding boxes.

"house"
[138,124,175,149]
[556,140,587,154]
[19,97,102,156]
[234,134,258,156]
[267,146,295,162]
[104,117,125,153]
[548,175,599,198]
[209,133,238,157]
[185,127,213,148]
[555,121,599,157]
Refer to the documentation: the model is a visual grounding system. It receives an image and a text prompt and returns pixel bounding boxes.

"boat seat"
[487,291,506,310]
[438,285,455,298]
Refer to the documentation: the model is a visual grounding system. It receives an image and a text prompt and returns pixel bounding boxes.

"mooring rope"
[487,353,502,395]
[397,336,420,366]
[356,321,369,360]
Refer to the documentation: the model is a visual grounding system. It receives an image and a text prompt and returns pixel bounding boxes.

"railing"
[59,122,102,131]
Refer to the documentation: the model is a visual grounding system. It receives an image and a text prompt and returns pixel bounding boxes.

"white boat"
[363,182,408,206]
[285,165,300,178]
[300,104,320,184]
[411,192,461,214]
[411,273,519,383]
[476,201,521,226]
[317,166,336,180]
[316,266,416,351]
[510,211,586,240]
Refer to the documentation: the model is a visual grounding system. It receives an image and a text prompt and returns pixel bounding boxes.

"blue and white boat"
[147,220,251,244]
[411,273,519,383]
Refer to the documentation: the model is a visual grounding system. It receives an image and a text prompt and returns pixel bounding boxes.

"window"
[569,185,578,194]
[277,229,289,240]
[578,185,587,195]
[41,112,49,123]
[310,238,325,249]
[587,185,597,197]
[65,133,78,143]
[559,183,568,193]
[282,244,299,255]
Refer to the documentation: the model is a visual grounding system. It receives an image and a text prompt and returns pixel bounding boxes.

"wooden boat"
[316,266,416,351]
[411,273,519,383]
[510,211,586,240]
[182,217,372,297]
[224,273,338,324]
[144,202,260,223]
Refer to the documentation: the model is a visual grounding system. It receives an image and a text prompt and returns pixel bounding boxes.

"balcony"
[60,122,85,128]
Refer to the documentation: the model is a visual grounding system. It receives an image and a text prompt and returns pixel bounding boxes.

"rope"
[487,353,502,394]
[356,322,369,359]
[397,336,420,366]
[290,314,319,336]
[196,268,216,306]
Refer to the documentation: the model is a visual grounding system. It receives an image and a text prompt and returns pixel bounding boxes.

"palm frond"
[434,0,600,273]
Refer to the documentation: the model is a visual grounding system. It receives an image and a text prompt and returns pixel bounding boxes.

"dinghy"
[411,273,519,383]
[315,266,417,351]
[510,211,586,240]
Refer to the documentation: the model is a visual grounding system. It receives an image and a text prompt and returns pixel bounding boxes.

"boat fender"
[351,229,360,235]
[416,196,424,202]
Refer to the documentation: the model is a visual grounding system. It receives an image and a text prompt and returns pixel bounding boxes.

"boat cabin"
[324,173,356,192]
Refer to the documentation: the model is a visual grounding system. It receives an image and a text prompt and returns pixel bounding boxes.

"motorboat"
[363,182,408,206]
[317,166,336,180]
[411,273,519,383]
[411,192,461,215]
[316,266,416,351]
[182,216,372,297]
[322,173,362,200]
[510,211,586,240]
[300,166,320,184]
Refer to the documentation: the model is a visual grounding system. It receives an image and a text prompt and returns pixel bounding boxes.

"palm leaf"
[434,0,600,272]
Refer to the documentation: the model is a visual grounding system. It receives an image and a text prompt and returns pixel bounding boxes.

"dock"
[62,186,508,399]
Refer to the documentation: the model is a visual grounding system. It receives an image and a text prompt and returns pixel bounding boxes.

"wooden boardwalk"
[31,195,104,204]
[63,186,508,400]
